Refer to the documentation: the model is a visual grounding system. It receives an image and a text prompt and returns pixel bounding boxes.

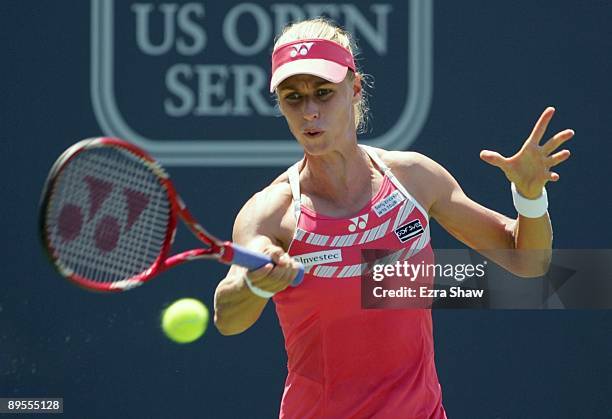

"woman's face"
[277,73,361,156]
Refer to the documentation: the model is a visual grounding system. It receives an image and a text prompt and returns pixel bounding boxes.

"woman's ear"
[352,73,362,104]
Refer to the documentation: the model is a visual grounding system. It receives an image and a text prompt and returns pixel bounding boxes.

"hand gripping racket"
[39,137,304,292]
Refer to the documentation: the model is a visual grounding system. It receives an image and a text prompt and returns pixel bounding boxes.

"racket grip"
[230,244,304,287]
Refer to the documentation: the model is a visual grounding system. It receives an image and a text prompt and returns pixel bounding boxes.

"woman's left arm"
[425,107,574,277]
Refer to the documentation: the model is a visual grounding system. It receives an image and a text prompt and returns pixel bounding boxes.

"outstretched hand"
[480,107,574,199]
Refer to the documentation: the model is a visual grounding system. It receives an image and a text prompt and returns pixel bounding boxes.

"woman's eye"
[317,89,332,97]
[285,93,301,101]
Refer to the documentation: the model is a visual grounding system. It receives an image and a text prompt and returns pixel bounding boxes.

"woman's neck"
[300,144,378,207]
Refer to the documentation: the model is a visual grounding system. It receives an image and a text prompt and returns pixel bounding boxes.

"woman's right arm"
[213,186,299,336]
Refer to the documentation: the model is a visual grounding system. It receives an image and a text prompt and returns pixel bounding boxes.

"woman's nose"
[303,99,319,121]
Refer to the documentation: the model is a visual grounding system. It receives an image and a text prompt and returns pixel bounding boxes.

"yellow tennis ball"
[161,298,209,344]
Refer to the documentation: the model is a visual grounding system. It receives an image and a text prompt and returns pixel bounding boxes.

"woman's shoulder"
[232,173,296,247]
[367,146,444,213]
[242,177,293,219]
[366,146,439,174]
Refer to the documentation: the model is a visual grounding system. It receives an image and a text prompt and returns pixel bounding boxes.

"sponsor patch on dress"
[293,249,342,267]
[373,190,405,217]
[394,219,424,243]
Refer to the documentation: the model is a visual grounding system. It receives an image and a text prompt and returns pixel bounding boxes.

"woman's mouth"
[303,129,324,138]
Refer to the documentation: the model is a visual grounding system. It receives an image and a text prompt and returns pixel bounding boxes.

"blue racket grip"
[230,244,304,287]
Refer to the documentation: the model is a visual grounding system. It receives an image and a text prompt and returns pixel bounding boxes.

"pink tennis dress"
[273,146,447,418]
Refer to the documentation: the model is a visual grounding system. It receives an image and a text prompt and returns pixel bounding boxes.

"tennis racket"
[39,137,304,292]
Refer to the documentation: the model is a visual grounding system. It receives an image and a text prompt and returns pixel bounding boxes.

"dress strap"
[360,145,429,220]
[360,144,390,172]
[287,162,302,220]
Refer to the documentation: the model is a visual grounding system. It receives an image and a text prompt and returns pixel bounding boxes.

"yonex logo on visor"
[290,42,314,57]
[270,38,356,92]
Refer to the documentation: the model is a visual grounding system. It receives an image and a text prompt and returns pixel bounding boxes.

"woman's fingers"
[527,107,556,145]
[546,149,571,167]
[541,129,575,155]
[479,150,507,169]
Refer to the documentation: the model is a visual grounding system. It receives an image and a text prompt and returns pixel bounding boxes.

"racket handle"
[230,244,304,287]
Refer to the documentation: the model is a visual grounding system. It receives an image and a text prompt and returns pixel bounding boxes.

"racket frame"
[40,137,242,292]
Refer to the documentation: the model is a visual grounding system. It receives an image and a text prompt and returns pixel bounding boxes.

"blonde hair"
[273,18,371,133]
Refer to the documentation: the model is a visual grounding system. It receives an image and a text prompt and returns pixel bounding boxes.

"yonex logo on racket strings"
[56,175,150,253]
[289,42,314,57]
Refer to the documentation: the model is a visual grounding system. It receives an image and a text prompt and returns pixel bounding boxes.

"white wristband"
[511,182,548,218]
[243,274,275,299]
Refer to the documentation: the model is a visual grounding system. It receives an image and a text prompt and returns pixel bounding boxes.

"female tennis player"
[214,18,573,418]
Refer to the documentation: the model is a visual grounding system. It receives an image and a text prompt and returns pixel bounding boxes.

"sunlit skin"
[214,71,574,335]
[276,74,381,213]
[480,107,573,199]
[277,74,359,156]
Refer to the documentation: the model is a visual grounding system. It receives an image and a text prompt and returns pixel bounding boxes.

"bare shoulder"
[374,148,439,173]
[270,170,290,185]
[368,147,448,213]
[233,178,295,249]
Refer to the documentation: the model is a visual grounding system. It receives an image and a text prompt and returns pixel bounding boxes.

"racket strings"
[47,147,170,284]
[62,151,167,283]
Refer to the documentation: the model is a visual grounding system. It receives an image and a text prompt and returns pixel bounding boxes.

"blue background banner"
[2,1,611,418]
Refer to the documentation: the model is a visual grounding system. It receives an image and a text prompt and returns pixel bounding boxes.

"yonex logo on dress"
[290,42,314,57]
[348,214,368,232]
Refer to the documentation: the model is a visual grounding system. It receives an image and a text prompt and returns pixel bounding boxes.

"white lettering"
[232,65,275,116]
[450,287,484,298]
[223,3,271,56]
[342,4,392,55]
[165,64,277,116]
[165,63,195,117]
[383,264,395,278]
[133,3,207,56]
[133,3,392,57]
[419,287,446,298]
[132,3,177,56]
[373,287,417,298]
[373,264,384,281]
[176,3,206,55]
[195,65,231,116]
[137,3,395,117]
